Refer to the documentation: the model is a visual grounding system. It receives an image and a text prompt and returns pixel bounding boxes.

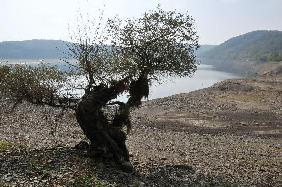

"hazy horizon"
[1,30,282,46]
[1,0,282,45]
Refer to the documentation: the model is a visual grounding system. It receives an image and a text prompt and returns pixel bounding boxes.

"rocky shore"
[0,72,281,186]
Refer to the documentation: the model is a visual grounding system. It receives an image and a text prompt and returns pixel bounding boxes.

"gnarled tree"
[0,7,199,171]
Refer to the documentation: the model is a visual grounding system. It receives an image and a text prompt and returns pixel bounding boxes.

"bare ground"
[0,74,281,186]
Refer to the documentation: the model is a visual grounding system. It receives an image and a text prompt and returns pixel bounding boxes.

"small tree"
[0,7,199,171]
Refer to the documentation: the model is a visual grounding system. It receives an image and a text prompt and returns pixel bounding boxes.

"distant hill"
[2,31,282,65]
[195,45,217,57]
[0,40,217,60]
[0,39,71,59]
[200,30,282,62]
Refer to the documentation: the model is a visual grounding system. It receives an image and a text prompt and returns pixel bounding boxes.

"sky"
[0,0,281,44]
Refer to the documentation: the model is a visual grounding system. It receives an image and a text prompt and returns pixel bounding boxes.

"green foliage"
[65,5,199,104]
[0,140,13,152]
[68,6,199,91]
[108,6,199,79]
[201,30,282,63]
[0,64,65,105]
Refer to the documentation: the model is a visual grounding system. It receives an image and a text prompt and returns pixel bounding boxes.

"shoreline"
[134,74,282,139]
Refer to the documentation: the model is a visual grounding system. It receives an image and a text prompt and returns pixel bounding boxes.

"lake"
[146,64,238,100]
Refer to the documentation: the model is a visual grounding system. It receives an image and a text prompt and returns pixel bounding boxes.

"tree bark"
[75,83,132,170]
[75,74,149,171]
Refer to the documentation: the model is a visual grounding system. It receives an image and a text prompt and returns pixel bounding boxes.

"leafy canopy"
[67,6,199,89]
[108,6,199,80]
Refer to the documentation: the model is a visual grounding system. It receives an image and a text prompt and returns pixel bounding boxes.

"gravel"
[0,76,281,186]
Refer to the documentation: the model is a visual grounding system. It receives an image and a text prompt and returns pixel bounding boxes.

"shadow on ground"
[0,146,234,187]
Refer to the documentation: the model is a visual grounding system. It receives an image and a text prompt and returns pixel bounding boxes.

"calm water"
[2,59,239,100]
[147,64,238,99]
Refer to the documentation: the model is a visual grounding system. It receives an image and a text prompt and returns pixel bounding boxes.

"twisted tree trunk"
[75,73,149,172]
[76,85,130,158]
